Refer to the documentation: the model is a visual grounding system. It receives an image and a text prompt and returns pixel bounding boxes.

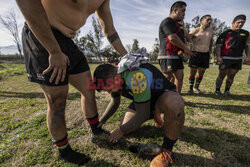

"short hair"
[233,14,246,23]
[200,15,211,22]
[93,64,117,92]
[170,1,187,13]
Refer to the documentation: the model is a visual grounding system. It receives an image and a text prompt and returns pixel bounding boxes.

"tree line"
[0,11,229,62]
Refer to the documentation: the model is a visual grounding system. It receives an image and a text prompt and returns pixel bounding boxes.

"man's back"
[42,0,105,38]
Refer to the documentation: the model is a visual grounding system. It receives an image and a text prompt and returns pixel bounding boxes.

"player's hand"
[43,51,70,84]
[243,56,250,65]
[108,127,123,143]
[217,56,223,65]
[184,48,195,58]
[154,112,163,128]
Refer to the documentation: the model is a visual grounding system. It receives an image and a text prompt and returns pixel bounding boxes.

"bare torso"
[41,0,105,38]
[191,27,213,53]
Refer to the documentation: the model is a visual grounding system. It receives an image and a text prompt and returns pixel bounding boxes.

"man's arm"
[168,34,194,57]
[120,101,151,134]
[96,0,127,56]
[99,95,121,125]
[215,44,223,64]
[16,0,69,84]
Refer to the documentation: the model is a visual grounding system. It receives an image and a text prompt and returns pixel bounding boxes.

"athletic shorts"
[127,89,176,119]
[158,58,184,72]
[219,59,242,70]
[22,23,89,86]
[188,51,210,68]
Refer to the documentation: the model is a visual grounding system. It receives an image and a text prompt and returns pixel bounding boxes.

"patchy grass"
[0,62,249,166]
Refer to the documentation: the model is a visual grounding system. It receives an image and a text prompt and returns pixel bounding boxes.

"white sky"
[0,0,249,52]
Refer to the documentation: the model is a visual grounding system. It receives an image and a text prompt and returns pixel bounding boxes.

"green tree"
[78,16,105,61]
[149,38,159,62]
[131,39,139,52]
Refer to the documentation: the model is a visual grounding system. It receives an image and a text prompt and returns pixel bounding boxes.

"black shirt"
[216,29,249,57]
[158,17,185,57]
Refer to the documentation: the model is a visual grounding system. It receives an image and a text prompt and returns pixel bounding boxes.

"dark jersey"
[111,63,176,103]
[216,29,249,57]
[158,17,185,57]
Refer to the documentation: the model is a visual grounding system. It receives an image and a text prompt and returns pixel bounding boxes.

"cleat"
[224,91,232,96]
[214,90,222,96]
[129,142,162,156]
[187,89,194,94]
[150,149,173,167]
[90,128,110,143]
[59,145,90,165]
[194,88,203,94]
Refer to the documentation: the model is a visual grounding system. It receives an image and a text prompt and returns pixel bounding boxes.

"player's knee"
[164,92,184,121]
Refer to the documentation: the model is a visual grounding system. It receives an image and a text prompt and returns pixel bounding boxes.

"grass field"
[0,61,249,167]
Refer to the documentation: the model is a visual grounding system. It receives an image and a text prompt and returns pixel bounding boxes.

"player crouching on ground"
[90,51,185,167]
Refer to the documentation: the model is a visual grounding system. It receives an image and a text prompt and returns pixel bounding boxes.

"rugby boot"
[59,144,90,165]
[214,90,222,96]
[224,90,232,96]
[150,149,173,167]
[89,127,110,143]
[194,88,203,94]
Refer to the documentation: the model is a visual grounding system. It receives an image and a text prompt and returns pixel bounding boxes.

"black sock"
[225,87,230,92]
[189,75,195,90]
[162,136,177,152]
[87,114,101,134]
[53,135,90,165]
[194,75,203,89]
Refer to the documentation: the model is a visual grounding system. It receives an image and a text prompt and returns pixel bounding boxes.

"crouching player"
[92,63,185,167]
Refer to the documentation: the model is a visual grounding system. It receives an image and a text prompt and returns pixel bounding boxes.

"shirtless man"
[214,15,249,95]
[16,0,127,165]
[187,15,213,94]
[158,1,194,94]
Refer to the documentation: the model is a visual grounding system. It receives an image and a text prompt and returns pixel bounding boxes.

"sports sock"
[86,114,101,134]
[189,75,195,90]
[162,136,177,152]
[194,75,203,89]
[53,135,90,165]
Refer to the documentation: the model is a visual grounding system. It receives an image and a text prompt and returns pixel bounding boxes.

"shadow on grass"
[182,92,250,102]
[128,125,249,166]
[0,91,81,100]
[85,159,120,167]
[185,101,250,115]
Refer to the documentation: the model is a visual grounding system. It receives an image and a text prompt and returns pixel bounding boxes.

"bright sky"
[0,0,249,52]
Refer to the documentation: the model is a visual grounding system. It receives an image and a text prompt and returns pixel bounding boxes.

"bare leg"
[225,68,239,93]
[40,84,68,140]
[120,108,138,134]
[155,91,185,140]
[173,69,184,94]
[69,71,98,118]
[215,69,227,92]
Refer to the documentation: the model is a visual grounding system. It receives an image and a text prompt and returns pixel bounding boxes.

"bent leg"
[120,108,138,134]
[155,91,185,140]
[69,71,98,118]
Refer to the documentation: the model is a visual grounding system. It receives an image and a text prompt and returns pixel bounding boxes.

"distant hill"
[0,45,19,55]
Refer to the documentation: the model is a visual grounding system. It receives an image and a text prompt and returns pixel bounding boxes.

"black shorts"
[219,59,242,70]
[188,51,210,69]
[22,23,89,86]
[158,58,184,72]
